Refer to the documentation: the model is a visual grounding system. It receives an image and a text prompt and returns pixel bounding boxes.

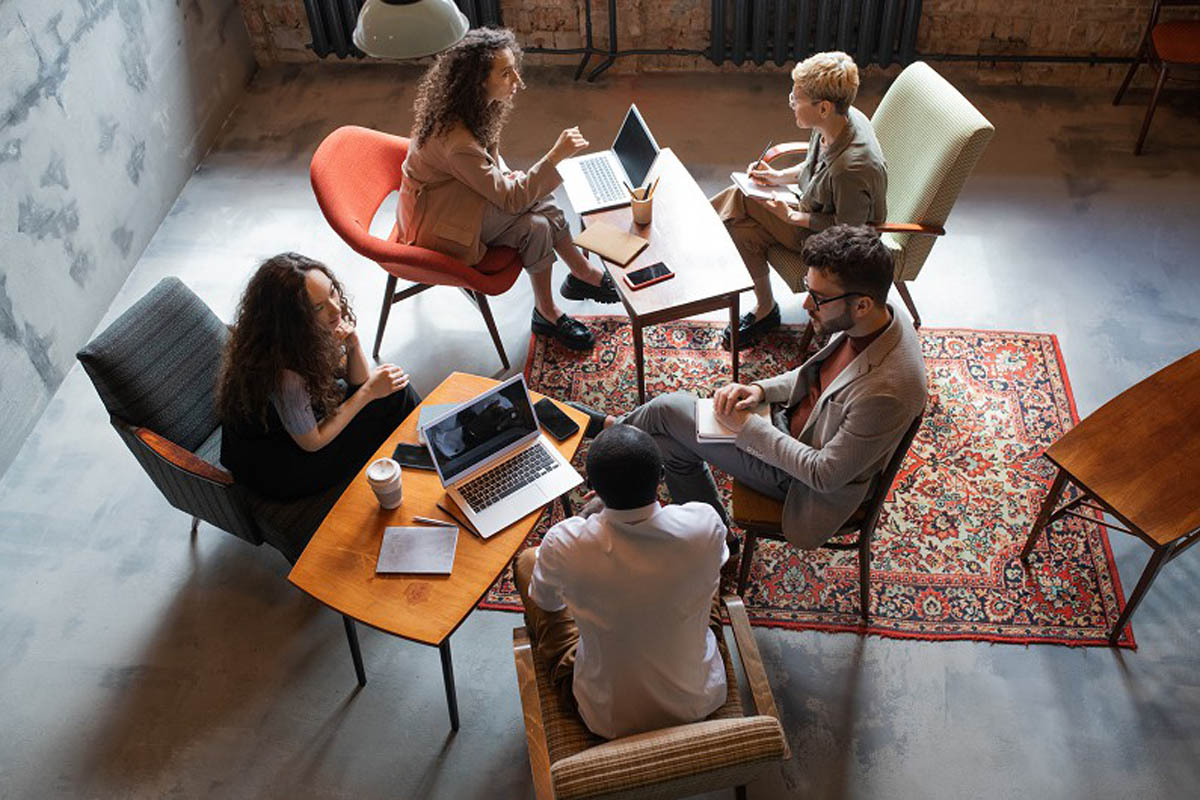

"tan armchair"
[512,595,789,800]
[763,61,995,329]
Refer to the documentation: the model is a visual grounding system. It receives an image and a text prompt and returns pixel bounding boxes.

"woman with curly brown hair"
[399,27,618,351]
[218,252,419,502]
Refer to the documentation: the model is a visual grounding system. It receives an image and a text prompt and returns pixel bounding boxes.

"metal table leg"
[439,639,460,731]
[633,318,646,405]
[343,615,367,687]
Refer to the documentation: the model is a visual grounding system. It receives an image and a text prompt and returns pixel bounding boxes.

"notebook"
[573,221,650,266]
[376,526,458,574]
[695,397,771,442]
[730,171,802,206]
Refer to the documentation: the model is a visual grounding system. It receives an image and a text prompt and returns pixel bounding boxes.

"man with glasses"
[574,225,926,552]
[710,51,888,351]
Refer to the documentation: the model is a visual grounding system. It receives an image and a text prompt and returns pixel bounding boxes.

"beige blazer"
[735,306,927,548]
[398,124,562,265]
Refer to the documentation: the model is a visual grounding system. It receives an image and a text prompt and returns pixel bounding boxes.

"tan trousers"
[711,185,809,306]
[514,546,728,714]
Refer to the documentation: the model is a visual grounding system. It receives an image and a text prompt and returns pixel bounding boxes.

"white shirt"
[529,501,730,739]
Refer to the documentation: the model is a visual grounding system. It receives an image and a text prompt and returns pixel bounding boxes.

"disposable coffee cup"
[366,457,403,509]
[631,187,653,225]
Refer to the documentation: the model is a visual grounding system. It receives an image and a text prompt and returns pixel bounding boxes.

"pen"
[752,139,774,171]
[436,501,480,537]
[412,514,455,526]
[648,176,661,199]
[622,180,637,199]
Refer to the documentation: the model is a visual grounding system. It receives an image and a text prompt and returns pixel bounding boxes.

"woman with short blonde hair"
[711,50,887,351]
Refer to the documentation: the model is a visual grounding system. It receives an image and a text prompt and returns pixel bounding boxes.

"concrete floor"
[2,64,1199,799]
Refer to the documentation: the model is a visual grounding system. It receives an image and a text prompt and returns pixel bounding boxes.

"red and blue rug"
[480,318,1132,647]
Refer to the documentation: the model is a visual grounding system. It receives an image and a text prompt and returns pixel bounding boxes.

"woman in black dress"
[218,252,419,500]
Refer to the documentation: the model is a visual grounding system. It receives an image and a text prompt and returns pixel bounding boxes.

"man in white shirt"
[514,424,730,739]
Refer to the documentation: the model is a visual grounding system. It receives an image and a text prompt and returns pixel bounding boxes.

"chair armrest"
[723,595,786,748]
[763,141,809,165]
[875,222,945,236]
[513,628,556,800]
[131,425,233,486]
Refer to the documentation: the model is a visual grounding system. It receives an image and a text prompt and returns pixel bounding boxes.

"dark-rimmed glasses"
[801,276,863,310]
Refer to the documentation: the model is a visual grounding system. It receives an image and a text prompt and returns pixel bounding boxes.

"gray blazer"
[735,306,927,548]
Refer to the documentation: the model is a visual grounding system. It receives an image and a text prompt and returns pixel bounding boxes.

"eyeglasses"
[801,277,863,310]
[788,90,821,110]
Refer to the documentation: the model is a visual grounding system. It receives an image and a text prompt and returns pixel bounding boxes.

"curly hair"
[411,27,522,149]
[217,253,356,430]
[801,225,893,304]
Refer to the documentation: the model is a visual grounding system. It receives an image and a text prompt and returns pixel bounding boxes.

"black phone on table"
[534,398,581,441]
[392,442,436,470]
[625,261,673,290]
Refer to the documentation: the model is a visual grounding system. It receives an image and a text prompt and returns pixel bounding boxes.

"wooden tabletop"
[583,148,752,323]
[288,372,588,646]
[1047,348,1200,546]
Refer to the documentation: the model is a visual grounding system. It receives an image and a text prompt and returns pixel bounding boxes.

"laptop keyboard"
[579,156,626,204]
[458,444,561,513]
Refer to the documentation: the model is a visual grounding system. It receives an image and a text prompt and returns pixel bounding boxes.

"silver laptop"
[419,375,582,539]
[559,104,661,214]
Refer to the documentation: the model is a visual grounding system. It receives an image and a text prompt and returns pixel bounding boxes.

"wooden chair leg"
[1135,66,1169,156]
[858,533,871,623]
[373,274,398,360]
[737,532,759,596]
[473,290,510,371]
[1113,48,1144,105]
[894,280,921,328]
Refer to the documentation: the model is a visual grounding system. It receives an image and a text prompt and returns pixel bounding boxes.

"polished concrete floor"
[2,64,1199,799]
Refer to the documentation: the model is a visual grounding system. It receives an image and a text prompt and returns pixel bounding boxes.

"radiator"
[304,0,504,59]
[710,0,922,68]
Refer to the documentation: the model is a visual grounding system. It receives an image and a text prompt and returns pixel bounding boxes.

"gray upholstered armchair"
[77,277,346,564]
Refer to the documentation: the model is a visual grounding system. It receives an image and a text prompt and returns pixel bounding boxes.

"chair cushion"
[1153,21,1200,64]
[242,476,351,564]
[77,277,227,452]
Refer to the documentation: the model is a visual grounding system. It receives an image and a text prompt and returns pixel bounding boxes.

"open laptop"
[558,104,661,214]
[419,375,582,539]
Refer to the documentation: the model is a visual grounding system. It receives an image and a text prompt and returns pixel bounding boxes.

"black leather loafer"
[721,303,781,351]
[532,308,595,351]
[566,401,608,438]
[560,272,621,304]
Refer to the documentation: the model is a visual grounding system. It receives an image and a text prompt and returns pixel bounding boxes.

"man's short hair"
[791,51,859,115]
[586,424,662,510]
[801,224,893,305]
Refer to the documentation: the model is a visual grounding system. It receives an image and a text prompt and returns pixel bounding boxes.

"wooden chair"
[733,413,924,621]
[309,125,524,368]
[762,61,994,329]
[1113,0,1200,154]
[512,595,789,800]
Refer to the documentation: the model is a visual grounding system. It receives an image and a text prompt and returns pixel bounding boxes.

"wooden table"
[582,148,753,404]
[1020,349,1200,645]
[289,372,587,729]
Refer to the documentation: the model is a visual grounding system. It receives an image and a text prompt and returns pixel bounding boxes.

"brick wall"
[235,0,1184,86]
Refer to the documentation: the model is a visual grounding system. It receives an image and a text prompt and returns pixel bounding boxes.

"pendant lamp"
[353,0,470,59]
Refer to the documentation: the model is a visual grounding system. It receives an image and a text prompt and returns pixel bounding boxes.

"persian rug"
[480,318,1132,647]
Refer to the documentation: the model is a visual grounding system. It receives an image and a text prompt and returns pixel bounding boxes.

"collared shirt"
[796,106,887,232]
[529,501,730,739]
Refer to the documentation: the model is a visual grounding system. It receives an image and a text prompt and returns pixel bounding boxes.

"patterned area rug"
[480,318,1132,647]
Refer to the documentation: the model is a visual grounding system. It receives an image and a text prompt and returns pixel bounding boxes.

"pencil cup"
[631,187,653,225]
[366,458,403,509]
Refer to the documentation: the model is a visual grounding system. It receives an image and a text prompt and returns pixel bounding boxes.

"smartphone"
[533,397,581,441]
[625,261,673,290]
[392,442,436,470]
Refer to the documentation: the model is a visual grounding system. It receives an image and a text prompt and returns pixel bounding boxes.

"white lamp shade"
[353,0,470,60]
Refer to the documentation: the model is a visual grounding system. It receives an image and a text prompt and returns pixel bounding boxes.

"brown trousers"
[711,185,809,302]
[514,546,727,715]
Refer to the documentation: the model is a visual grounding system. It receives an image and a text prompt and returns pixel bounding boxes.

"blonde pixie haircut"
[791,51,859,115]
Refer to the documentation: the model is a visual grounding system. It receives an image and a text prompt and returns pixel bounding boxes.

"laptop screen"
[423,377,538,484]
[612,105,659,187]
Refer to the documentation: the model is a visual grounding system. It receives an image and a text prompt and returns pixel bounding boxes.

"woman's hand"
[364,364,409,401]
[335,318,358,346]
[755,197,807,226]
[747,162,787,186]
[547,127,589,165]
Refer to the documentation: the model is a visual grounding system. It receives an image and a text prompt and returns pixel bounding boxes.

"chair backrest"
[310,125,410,258]
[861,411,925,535]
[871,62,994,281]
[77,277,227,451]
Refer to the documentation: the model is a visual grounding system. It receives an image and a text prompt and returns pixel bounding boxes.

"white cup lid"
[366,458,399,483]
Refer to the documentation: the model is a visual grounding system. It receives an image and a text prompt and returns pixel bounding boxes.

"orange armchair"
[310,125,524,368]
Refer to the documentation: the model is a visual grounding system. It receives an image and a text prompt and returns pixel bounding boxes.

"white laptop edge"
[559,104,662,214]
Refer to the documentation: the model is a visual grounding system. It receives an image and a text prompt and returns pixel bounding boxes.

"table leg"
[343,615,366,687]
[633,319,646,405]
[1020,467,1069,561]
[439,639,461,731]
[1108,543,1171,645]
[729,295,740,384]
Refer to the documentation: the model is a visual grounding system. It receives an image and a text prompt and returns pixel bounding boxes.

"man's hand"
[713,382,764,432]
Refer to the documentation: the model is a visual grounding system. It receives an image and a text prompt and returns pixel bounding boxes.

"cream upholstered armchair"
[764,61,995,328]
[512,595,789,800]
